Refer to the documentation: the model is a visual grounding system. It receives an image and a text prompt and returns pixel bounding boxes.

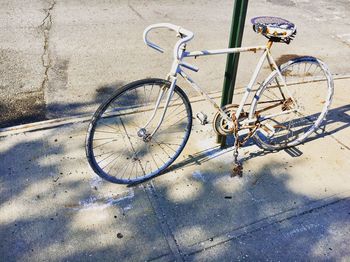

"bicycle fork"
[138,76,178,141]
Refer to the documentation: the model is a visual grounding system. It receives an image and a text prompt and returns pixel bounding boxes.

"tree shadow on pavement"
[0,99,349,261]
[0,126,170,261]
[46,81,126,119]
[147,158,350,261]
[0,125,349,261]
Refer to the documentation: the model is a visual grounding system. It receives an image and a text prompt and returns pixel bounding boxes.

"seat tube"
[236,48,268,119]
[266,51,297,105]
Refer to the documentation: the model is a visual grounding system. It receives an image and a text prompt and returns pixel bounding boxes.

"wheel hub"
[137,128,152,142]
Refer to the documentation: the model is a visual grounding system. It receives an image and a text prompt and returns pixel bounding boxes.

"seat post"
[266,40,273,50]
[266,40,276,72]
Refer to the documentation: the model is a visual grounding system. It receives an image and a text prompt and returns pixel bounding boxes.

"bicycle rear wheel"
[250,56,334,150]
[86,78,192,184]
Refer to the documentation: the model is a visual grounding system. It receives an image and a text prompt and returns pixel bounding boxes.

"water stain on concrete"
[0,48,46,127]
[0,92,47,128]
[48,58,69,91]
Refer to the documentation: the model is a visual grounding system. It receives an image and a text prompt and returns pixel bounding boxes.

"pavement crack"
[184,194,350,258]
[40,0,56,91]
[143,183,184,261]
[329,133,350,151]
[127,2,145,20]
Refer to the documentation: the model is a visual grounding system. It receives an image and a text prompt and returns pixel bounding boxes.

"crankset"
[213,104,261,145]
[213,104,239,136]
[213,104,251,136]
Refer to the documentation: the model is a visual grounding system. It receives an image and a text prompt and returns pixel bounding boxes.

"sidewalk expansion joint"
[182,191,350,258]
[328,133,350,151]
[143,183,184,261]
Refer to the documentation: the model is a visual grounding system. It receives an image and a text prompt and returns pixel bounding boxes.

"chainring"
[213,104,240,136]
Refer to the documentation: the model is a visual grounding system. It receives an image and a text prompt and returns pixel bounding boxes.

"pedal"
[196,112,208,125]
[258,123,275,138]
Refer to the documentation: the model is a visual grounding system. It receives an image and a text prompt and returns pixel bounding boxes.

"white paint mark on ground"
[77,188,135,211]
[123,204,133,211]
[285,223,320,238]
[78,196,105,210]
[192,170,206,182]
[110,188,135,204]
[89,175,103,189]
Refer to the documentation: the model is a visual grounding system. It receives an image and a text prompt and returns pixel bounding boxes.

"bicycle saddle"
[251,16,297,44]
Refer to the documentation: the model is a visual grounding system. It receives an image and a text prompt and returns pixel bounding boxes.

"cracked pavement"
[40,0,56,92]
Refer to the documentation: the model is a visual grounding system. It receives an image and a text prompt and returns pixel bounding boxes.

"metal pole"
[217,0,248,147]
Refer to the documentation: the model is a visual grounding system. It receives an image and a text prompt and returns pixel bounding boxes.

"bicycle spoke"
[93,138,119,149]
[151,142,172,160]
[101,151,125,171]
[165,115,188,128]
[97,151,118,165]
[152,137,179,154]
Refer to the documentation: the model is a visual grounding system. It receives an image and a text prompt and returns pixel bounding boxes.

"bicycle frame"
[143,40,295,138]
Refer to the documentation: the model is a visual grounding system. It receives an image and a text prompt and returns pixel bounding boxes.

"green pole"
[218,0,248,147]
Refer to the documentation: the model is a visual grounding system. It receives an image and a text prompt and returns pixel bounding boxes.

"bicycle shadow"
[155,103,350,179]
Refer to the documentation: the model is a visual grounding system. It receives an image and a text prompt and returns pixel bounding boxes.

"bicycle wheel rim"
[86,79,192,184]
[250,56,334,150]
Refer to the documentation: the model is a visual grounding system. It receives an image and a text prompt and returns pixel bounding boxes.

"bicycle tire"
[249,56,334,150]
[86,78,192,184]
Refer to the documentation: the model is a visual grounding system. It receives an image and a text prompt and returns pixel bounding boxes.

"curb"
[0,91,223,138]
[1,75,349,138]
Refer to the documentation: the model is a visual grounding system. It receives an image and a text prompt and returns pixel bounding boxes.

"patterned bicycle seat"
[251,16,297,44]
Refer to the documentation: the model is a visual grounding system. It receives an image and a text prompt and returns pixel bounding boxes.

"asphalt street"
[0,0,349,126]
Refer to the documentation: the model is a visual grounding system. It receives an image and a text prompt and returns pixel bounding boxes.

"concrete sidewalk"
[0,77,349,261]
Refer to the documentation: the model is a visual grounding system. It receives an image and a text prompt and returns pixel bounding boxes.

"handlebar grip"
[147,42,164,53]
[143,23,181,53]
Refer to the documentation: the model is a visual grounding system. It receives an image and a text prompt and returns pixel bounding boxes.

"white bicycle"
[86,16,334,184]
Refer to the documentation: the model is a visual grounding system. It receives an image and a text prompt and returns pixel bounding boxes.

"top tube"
[184,45,267,58]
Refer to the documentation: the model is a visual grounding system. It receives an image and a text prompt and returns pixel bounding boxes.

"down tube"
[179,70,230,120]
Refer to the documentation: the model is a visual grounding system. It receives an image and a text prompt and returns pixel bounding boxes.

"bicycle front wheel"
[86,78,192,184]
[250,56,334,150]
